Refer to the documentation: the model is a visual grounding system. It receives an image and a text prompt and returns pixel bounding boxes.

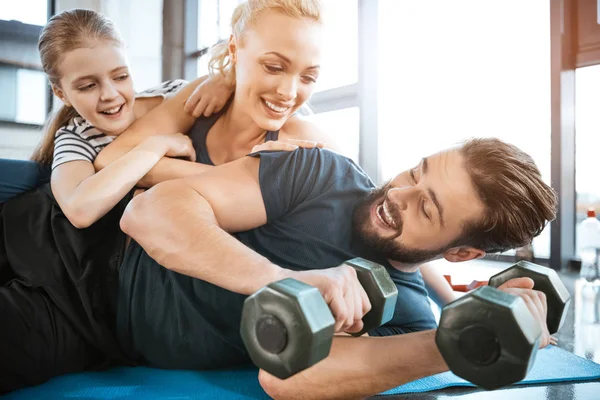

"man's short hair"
[453,138,557,253]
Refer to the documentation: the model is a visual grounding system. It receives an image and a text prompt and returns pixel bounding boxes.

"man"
[120,137,557,399]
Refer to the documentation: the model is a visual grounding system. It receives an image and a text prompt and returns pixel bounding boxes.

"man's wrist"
[252,264,294,294]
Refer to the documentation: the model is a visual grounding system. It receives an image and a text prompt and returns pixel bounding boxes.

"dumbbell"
[240,258,398,379]
[435,261,571,390]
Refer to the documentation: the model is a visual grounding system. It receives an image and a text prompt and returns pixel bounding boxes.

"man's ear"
[443,247,486,263]
[52,85,71,107]
[228,34,237,63]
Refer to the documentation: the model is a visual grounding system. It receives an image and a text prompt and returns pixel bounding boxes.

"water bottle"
[577,208,600,281]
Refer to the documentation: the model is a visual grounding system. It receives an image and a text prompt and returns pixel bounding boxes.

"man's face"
[352,149,486,264]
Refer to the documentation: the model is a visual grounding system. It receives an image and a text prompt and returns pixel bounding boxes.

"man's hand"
[286,266,372,334]
[496,277,553,348]
[184,75,233,117]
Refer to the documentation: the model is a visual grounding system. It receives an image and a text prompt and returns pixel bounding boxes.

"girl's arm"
[51,133,195,229]
[94,75,232,173]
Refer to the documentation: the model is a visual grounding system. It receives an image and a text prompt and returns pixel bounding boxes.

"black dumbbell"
[435,261,571,390]
[240,258,398,379]
[488,261,571,334]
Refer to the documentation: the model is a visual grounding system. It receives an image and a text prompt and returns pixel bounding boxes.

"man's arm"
[120,150,373,332]
[259,330,447,400]
[259,277,552,400]
[120,155,285,295]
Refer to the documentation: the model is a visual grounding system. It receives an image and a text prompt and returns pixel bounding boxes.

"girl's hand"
[184,75,233,118]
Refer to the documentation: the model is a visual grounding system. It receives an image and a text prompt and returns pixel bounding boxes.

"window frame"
[0,0,54,128]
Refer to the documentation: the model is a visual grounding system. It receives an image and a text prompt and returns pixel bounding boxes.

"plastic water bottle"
[577,208,600,281]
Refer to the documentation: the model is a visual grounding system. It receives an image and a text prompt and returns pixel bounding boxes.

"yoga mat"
[4,346,600,399]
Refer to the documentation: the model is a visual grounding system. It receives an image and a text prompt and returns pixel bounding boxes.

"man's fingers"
[327,292,347,332]
[344,320,364,334]
[352,279,363,328]
[342,288,355,332]
[498,277,535,290]
[359,285,371,317]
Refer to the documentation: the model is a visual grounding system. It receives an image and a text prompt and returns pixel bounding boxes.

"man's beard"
[351,185,445,265]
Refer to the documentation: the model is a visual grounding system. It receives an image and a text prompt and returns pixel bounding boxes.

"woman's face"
[232,11,323,131]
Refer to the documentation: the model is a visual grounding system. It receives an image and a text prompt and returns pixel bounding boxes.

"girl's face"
[232,11,323,131]
[53,41,136,136]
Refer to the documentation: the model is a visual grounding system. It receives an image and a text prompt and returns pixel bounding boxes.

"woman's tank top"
[188,101,279,165]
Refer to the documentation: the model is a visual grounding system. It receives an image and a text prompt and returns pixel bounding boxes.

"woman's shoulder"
[280,115,342,152]
[136,79,189,99]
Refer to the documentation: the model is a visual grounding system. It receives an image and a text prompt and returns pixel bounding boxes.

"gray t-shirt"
[116,148,436,368]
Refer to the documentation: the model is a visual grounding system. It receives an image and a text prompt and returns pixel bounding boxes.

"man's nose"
[386,187,416,211]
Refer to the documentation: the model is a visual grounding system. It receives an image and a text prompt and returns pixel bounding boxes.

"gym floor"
[375,259,600,400]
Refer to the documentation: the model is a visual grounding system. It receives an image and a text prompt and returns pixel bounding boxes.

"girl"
[29,9,233,228]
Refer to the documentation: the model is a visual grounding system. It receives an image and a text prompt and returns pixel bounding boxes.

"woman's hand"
[184,75,233,118]
[251,138,326,153]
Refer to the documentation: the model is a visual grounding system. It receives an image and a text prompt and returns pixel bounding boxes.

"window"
[0,0,50,126]
[1,0,47,26]
[0,66,47,125]
[302,107,360,162]
[378,0,552,258]
[196,0,243,78]
[314,0,358,93]
[575,65,600,254]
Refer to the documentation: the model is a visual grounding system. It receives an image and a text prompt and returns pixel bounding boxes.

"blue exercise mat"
[4,346,600,399]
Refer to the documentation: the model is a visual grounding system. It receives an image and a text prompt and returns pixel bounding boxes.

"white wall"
[0,0,163,160]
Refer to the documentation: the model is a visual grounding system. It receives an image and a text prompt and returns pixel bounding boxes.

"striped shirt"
[52,79,187,170]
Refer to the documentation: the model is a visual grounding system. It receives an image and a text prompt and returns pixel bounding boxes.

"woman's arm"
[420,262,457,308]
[52,134,195,228]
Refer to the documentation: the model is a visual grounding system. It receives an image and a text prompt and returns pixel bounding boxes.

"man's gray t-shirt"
[116,148,436,369]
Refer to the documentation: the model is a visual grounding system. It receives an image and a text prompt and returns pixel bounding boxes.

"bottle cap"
[587,208,596,218]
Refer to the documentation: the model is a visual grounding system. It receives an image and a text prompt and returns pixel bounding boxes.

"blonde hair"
[31,9,124,165]
[208,0,323,86]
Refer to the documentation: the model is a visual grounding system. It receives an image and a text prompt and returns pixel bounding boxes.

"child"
[30,9,233,228]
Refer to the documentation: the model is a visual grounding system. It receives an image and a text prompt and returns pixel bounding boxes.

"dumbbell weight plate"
[240,278,335,379]
[488,261,571,334]
[435,286,542,390]
[345,258,398,336]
